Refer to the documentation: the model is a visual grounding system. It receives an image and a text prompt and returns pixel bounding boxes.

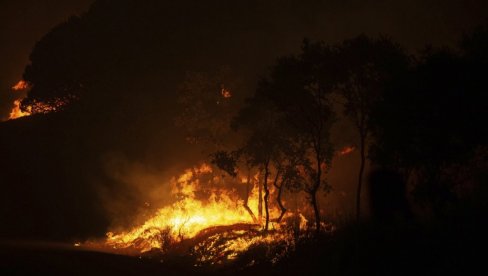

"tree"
[214,90,309,229]
[255,40,336,233]
[335,35,409,220]
[232,93,289,231]
[369,28,488,214]
[210,150,259,223]
[272,139,308,223]
[175,68,240,150]
[21,16,88,113]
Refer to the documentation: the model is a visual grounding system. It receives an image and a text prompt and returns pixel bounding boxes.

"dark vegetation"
[1,0,487,274]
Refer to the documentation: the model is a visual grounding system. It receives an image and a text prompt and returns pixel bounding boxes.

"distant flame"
[11,80,29,91]
[7,80,31,120]
[339,146,355,156]
[7,94,72,121]
[221,85,232,98]
[8,100,31,120]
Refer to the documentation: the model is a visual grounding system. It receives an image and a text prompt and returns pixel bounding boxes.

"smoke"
[96,151,196,230]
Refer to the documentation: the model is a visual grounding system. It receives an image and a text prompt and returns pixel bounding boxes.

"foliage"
[243,40,337,232]
[335,35,410,219]
[175,68,241,147]
[369,27,488,212]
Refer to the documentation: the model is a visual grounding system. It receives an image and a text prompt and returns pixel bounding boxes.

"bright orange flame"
[339,146,355,156]
[7,96,72,120]
[8,100,31,120]
[100,163,308,258]
[11,80,29,91]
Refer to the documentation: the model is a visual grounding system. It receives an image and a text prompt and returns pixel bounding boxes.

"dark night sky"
[0,0,487,120]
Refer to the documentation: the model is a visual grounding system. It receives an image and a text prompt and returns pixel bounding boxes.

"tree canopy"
[370,27,488,212]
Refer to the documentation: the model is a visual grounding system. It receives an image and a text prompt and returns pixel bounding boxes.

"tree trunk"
[313,150,322,234]
[356,132,366,221]
[311,188,320,234]
[258,172,263,223]
[263,163,270,231]
[243,170,257,223]
[273,174,287,223]
[293,193,300,240]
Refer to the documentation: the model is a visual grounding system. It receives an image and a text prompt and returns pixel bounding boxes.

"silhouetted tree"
[211,150,239,178]
[255,40,336,233]
[335,35,409,220]
[272,140,308,223]
[368,169,411,223]
[210,150,259,223]
[370,27,488,214]
[22,16,88,113]
[175,68,240,149]
[232,93,290,231]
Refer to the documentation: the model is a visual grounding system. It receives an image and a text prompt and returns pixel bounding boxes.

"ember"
[339,146,355,156]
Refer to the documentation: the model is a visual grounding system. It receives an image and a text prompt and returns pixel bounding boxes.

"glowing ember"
[8,100,31,120]
[192,229,295,265]
[7,97,73,120]
[339,146,355,156]
[221,86,232,98]
[11,80,29,91]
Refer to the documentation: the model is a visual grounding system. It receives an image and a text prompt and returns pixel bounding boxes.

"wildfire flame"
[8,100,31,120]
[7,80,72,120]
[339,146,355,156]
[11,80,29,91]
[8,80,31,120]
[106,164,264,252]
[99,163,312,264]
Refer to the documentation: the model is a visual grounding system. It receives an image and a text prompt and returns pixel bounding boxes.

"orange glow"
[8,97,72,120]
[11,80,29,91]
[7,80,33,120]
[221,86,232,98]
[339,146,355,156]
[95,163,312,262]
[8,100,31,120]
